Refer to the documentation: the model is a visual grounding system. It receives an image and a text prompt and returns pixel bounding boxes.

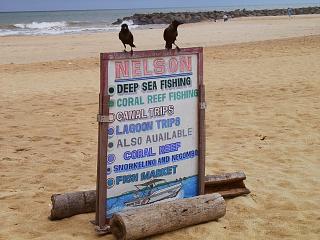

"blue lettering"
[171,150,198,162]
[159,142,181,155]
[156,117,181,129]
[140,165,178,181]
[116,173,139,185]
[124,147,156,160]
[114,160,157,173]
[116,121,153,135]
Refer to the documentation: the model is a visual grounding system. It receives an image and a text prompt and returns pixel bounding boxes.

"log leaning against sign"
[110,193,226,240]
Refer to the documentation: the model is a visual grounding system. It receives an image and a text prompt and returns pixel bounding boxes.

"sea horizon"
[0,3,319,36]
[1,2,320,13]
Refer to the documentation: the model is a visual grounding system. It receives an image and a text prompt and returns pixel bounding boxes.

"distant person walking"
[287,8,293,18]
[223,14,228,22]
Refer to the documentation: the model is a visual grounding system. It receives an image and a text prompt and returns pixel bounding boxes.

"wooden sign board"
[96,48,206,231]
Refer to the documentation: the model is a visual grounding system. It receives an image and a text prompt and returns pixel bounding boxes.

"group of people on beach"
[212,13,229,22]
[220,7,294,22]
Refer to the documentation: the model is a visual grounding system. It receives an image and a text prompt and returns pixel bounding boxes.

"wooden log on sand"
[49,172,249,220]
[205,172,251,198]
[49,190,96,220]
[110,193,226,240]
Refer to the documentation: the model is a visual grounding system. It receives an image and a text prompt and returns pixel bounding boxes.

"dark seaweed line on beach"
[112,6,320,25]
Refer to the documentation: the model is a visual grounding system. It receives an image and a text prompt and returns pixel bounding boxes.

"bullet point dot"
[108,87,115,95]
[107,154,116,164]
[107,178,115,189]
[109,100,115,107]
[108,127,114,136]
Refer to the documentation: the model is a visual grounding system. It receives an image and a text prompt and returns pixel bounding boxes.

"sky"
[0,0,319,12]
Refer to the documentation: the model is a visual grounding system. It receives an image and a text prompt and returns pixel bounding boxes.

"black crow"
[119,23,136,54]
[163,20,183,51]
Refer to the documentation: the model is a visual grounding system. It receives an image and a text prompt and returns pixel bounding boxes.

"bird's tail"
[131,44,136,48]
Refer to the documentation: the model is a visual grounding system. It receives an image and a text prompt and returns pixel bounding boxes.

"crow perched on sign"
[119,23,136,54]
[163,20,183,51]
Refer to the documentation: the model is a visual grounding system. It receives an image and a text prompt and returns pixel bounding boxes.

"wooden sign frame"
[95,48,206,232]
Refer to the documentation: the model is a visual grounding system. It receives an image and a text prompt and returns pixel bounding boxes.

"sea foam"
[14,21,67,29]
[1,20,140,36]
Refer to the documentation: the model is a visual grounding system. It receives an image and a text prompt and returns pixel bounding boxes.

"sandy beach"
[0,14,320,240]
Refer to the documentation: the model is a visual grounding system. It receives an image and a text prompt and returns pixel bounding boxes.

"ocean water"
[0,3,318,36]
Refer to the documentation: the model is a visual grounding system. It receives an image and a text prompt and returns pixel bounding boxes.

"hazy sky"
[0,0,318,12]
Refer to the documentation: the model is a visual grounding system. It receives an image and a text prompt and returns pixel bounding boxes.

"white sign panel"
[96,48,205,222]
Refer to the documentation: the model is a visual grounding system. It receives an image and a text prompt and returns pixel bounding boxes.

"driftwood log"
[110,193,226,240]
[49,190,96,220]
[205,171,251,198]
[49,172,249,220]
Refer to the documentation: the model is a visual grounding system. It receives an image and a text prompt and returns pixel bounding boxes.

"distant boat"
[124,178,182,207]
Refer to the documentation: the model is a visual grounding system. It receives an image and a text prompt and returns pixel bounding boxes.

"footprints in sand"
[74,107,86,111]
[28,136,62,142]
[2,157,15,161]
[3,114,15,119]
[14,135,24,139]
[14,147,31,153]
[51,160,64,165]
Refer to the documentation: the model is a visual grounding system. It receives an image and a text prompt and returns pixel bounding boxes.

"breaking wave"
[14,21,67,29]
[0,20,140,36]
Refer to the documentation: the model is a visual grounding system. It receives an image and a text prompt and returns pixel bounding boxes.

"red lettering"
[143,59,152,76]
[132,60,142,77]
[153,58,165,75]
[179,56,192,72]
[168,57,179,73]
[115,56,193,79]
[115,61,129,79]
